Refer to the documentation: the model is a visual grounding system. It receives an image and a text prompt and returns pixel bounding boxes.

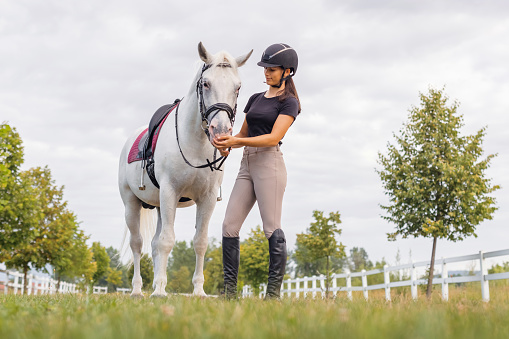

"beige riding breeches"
[222,145,287,239]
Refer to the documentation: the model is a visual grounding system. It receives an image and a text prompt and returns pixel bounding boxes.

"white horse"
[118,43,252,297]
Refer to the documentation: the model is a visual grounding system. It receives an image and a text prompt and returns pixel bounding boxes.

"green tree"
[349,247,373,272]
[203,239,224,295]
[168,266,192,293]
[97,247,127,292]
[69,231,96,289]
[91,242,110,287]
[240,225,270,294]
[292,240,346,277]
[4,167,70,293]
[377,88,500,298]
[167,240,195,292]
[0,124,41,268]
[295,211,346,297]
[128,254,153,291]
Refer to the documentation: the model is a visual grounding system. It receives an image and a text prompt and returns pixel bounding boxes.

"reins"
[175,102,228,172]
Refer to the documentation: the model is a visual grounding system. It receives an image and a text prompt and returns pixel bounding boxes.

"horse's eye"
[203,81,210,89]
[235,86,241,94]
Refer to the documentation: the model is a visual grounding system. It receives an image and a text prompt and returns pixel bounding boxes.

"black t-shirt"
[244,92,299,138]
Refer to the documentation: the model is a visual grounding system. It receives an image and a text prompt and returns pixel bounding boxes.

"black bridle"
[175,63,238,172]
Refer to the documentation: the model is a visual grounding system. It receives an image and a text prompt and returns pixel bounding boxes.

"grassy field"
[1,286,508,339]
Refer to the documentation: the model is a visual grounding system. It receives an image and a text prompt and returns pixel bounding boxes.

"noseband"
[196,63,238,138]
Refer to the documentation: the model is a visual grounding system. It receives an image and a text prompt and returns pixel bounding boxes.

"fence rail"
[0,269,79,295]
[0,269,112,295]
[242,249,509,302]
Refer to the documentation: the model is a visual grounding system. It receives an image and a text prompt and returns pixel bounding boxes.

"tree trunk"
[326,256,330,299]
[23,266,29,295]
[426,236,438,299]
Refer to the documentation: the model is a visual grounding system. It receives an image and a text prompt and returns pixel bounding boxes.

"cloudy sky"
[2,0,508,269]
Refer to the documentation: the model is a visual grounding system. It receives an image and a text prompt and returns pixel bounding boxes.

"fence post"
[441,257,448,301]
[411,261,418,300]
[384,265,391,302]
[361,269,368,300]
[332,274,337,298]
[319,275,326,299]
[14,274,20,295]
[312,275,317,299]
[4,271,9,295]
[346,272,352,300]
[479,251,490,302]
[28,275,33,295]
[294,279,298,298]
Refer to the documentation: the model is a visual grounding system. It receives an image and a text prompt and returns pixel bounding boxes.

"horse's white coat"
[118,43,252,297]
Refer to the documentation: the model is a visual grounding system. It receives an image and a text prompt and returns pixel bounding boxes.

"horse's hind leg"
[192,193,217,297]
[123,193,143,297]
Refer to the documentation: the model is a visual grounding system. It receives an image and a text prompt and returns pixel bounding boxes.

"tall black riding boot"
[222,236,240,300]
[265,229,287,299]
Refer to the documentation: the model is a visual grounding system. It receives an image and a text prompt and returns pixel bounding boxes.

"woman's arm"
[213,114,294,149]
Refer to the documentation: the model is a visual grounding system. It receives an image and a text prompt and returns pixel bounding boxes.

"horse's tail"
[120,207,158,263]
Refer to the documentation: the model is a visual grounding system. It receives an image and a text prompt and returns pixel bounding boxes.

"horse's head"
[197,42,253,143]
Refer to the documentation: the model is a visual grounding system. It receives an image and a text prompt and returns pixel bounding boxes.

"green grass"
[1,286,508,339]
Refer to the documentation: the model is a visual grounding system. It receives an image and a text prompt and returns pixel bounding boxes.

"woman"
[212,43,301,299]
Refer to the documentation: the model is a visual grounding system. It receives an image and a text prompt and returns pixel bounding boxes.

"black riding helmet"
[257,43,298,88]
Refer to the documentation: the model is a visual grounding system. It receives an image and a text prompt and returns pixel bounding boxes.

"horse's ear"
[198,42,212,64]
[235,49,253,67]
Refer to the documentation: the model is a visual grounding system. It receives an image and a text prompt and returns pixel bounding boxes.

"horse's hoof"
[130,293,144,299]
[192,291,208,299]
[150,292,168,298]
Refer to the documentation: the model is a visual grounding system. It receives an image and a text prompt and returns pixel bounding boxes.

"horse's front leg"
[151,185,178,298]
[192,192,217,297]
[121,192,143,297]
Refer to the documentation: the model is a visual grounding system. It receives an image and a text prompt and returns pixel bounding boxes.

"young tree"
[91,242,110,287]
[240,225,270,294]
[295,210,346,297]
[4,167,71,293]
[97,247,127,292]
[62,230,97,289]
[377,88,500,298]
[0,123,40,264]
[292,240,346,277]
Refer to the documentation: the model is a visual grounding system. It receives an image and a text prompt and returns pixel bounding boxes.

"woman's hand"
[213,135,238,149]
[218,148,230,157]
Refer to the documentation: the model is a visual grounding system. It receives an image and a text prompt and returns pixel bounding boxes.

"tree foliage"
[203,239,224,295]
[240,225,270,294]
[295,211,346,297]
[91,242,110,286]
[128,254,154,290]
[0,124,40,262]
[377,88,500,297]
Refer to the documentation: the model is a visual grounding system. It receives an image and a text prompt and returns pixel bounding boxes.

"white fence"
[0,269,118,295]
[0,269,79,295]
[242,249,509,302]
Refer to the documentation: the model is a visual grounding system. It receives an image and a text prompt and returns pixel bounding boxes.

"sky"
[1,0,508,271]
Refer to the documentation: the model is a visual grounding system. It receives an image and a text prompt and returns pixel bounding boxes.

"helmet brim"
[257,61,282,68]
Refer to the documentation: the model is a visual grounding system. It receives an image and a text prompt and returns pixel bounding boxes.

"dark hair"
[277,77,301,114]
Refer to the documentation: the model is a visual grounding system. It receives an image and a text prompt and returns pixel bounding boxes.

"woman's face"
[264,67,285,86]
